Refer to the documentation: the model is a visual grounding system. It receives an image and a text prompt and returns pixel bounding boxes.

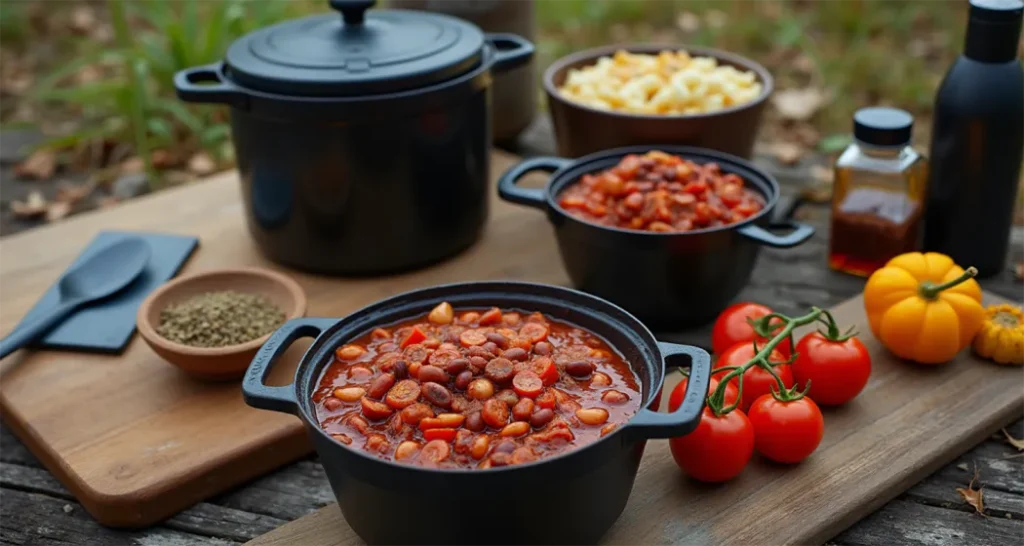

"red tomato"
[714,343,793,411]
[711,303,792,357]
[669,407,754,483]
[667,376,739,412]
[747,394,824,463]
[791,332,871,406]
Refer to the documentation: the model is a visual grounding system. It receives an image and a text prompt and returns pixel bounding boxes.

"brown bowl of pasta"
[543,44,773,159]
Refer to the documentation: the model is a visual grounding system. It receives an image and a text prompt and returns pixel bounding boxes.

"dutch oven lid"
[223,0,486,96]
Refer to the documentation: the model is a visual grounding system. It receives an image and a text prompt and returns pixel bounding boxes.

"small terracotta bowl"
[137,267,307,381]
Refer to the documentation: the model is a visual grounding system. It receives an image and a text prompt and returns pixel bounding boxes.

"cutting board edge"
[1,393,313,527]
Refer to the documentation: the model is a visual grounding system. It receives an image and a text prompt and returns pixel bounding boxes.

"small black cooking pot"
[497,145,814,327]
[174,0,533,275]
[243,281,710,545]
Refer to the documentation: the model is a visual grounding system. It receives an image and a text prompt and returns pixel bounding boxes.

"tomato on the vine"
[747,393,824,464]
[711,302,793,357]
[669,406,754,483]
[714,343,793,411]
[668,375,739,412]
[791,331,871,406]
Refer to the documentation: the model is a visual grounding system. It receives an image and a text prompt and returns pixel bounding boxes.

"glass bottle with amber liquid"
[829,107,928,276]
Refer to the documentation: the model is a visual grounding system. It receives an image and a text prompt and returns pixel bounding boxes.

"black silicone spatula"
[0,237,151,359]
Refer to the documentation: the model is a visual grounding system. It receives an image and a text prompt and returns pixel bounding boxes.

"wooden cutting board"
[0,150,573,527]
[244,293,1023,546]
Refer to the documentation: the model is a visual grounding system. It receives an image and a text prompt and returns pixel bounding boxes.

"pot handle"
[625,342,711,440]
[242,317,337,415]
[174,62,248,108]
[738,221,815,248]
[497,156,571,210]
[488,33,535,73]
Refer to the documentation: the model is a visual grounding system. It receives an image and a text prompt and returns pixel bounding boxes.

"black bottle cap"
[853,107,914,147]
[970,0,1024,24]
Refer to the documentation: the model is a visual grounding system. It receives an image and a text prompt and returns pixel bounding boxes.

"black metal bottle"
[923,0,1024,277]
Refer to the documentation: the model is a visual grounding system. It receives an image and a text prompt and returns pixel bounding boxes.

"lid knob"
[329,0,375,26]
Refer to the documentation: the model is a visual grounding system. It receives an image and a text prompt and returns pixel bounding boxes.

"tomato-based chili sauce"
[558,150,765,233]
[313,304,642,469]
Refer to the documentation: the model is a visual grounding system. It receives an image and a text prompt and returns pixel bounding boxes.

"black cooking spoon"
[0,238,151,359]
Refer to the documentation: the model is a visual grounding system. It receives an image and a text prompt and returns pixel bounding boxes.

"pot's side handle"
[625,343,711,440]
[243,317,337,415]
[496,156,571,210]
[488,33,535,73]
[174,62,248,108]
[738,221,815,248]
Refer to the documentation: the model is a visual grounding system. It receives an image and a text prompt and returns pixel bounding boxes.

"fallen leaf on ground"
[956,469,986,516]
[810,165,833,184]
[771,142,805,165]
[69,5,97,34]
[14,149,57,180]
[45,201,72,222]
[187,152,216,176]
[773,88,826,122]
[1002,429,1024,451]
[675,12,700,33]
[957,462,970,471]
[10,191,48,218]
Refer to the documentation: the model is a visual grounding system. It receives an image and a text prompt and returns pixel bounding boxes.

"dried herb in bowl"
[156,291,285,348]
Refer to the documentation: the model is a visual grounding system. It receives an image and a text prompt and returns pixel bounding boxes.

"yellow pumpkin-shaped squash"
[973,304,1024,365]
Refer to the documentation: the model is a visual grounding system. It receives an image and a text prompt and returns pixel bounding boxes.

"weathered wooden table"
[2,118,1022,545]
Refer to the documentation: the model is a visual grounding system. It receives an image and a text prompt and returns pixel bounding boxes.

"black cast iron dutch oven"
[174,0,533,275]
[497,145,815,328]
[243,281,710,545]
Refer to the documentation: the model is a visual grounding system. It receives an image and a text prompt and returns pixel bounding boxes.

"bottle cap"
[969,0,1024,24]
[853,107,914,147]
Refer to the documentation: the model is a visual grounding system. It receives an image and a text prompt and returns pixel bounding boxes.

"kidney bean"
[469,356,489,371]
[471,435,490,459]
[482,399,510,428]
[454,429,474,454]
[495,389,519,407]
[395,440,420,460]
[361,397,393,420]
[489,452,511,467]
[365,373,395,399]
[348,365,373,382]
[512,398,535,421]
[485,332,509,349]
[591,372,612,387]
[482,341,501,356]
[467,378,495,400]
[384,379,420,409]
[485,358,515,384]
[333,385,366,401]
[502,347,528,361]
[335,344,365,360]
[418,365,449,384]
[347,414,370,434]
[493,440,517,454]
[391,360,408,380]
[364,434,390,454]
[400,403,433,426]
[419,440,450,464]
[565,361,594,378]
[601,423,618,437]
[428,302,454,325]
[419,413,465,430]
[323,398,343,411]
[421,382,453,408]
[532,341,553,356]
[501,421,530,437]
[601,390,630,404]
[530,408,555,428]
[455,370,474,391]
[446,358,470,375]
[465,411,485,432]
[576,408,610,426]
[511,447,538,465]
